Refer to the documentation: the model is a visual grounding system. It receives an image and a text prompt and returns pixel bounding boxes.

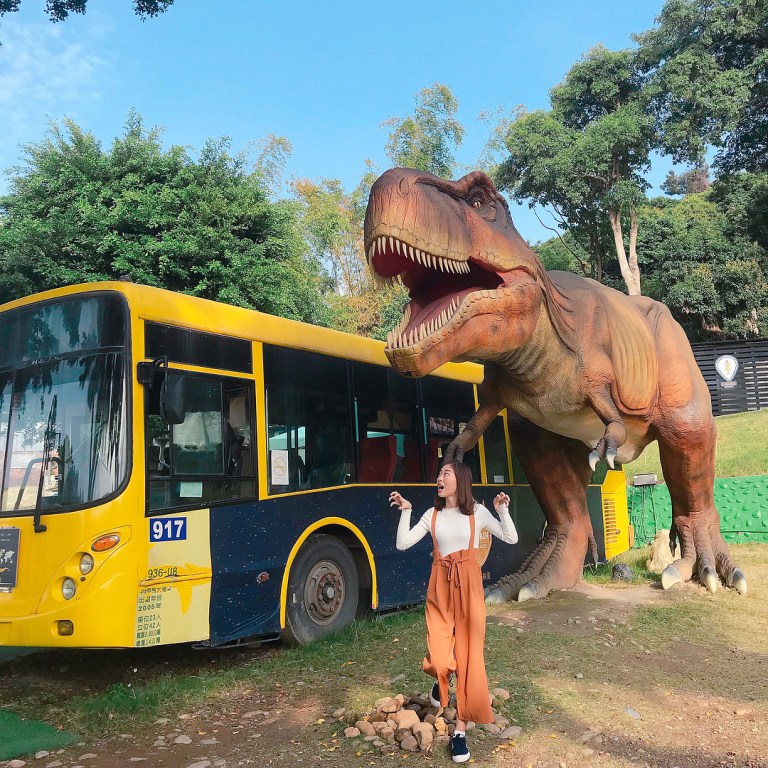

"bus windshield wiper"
[33,394,58,534]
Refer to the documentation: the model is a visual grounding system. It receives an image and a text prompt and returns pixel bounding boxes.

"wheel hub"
[304,559,345,626]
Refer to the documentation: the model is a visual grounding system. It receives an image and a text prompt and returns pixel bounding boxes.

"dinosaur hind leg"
[657,425,746,594]
[486,418,595,603]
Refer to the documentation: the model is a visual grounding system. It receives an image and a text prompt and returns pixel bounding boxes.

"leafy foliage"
[0,0,172,22]
[0,113,330,325]
[497,46,655,294]
[636,0,768,174]
[383,83,465,178]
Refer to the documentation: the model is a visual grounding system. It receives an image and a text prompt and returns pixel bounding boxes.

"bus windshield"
[0,295,129,515]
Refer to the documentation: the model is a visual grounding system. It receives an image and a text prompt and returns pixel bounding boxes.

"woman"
[390,461,518,763]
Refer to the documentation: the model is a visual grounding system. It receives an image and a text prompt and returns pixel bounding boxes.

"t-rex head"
[364,168,554,377]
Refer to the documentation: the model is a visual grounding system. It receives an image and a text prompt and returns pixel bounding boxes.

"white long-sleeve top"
[396,503,518,557]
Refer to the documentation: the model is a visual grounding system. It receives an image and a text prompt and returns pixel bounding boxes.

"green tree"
[496,46,656,295]
[383,83,465,178]
[0,1,172,22]
[0,113,330,325]
[638,192,768,338]
[636,0,768,174]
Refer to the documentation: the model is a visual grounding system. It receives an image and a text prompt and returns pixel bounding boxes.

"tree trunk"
[608,208,641,295]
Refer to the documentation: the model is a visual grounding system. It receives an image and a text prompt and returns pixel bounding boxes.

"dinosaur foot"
[588,436,618,471]
[486,517,596,604]
[660,517,747,595]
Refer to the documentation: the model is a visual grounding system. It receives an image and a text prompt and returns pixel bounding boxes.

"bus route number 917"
[150,518,187,542]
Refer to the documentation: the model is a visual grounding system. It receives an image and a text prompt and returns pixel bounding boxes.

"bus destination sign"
[0,527,20,592]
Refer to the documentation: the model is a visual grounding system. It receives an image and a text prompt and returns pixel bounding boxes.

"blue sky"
[0,0,670,242]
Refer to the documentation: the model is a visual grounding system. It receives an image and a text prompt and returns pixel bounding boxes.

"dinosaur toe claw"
[606,448,617,469]
[661,563,682,590]
[517,582,537,602]
[588,450,600,471]
[699,565,718,593]
[484,588,505,605]
[727,568,748,595]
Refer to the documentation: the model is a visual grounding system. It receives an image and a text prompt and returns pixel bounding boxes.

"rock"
[424,713,436,725]
[623,707,641,720]
[380,726,394,739]
[410,696,429,707]
[400,735,419,752]
[344,727,360,738]
[374,697,391,709]
[501,726,522,739]
[187,762,211,768]
[34,752,50,760]
[174,735,193,744]
[8,761,27,768]
[386,734,397,745]
[129,760,149,763]
[612,563,633,581]
[443,707,456,722]
[574,673,584,680]
[386,717,398,730]
[373,721,387,734]
[393,709,420,729]
[646,530,676,573]
[491,688,510,700]
[200,738,219,745]
[373,738,385,748]
[413,722,435,749]
[355,720,376,737]
[493,713,509,726]
[332,708,346,718]
[44,763,63,768]
[483,722,502,735]
[466,721,475,732]
[155,717,171,724]
[364,736,378,742]
[379,699,400,714]
[577,729,599,743]
[369,713,386,723]
[394,728,412,742]
[78,756,97,761]
[434,717,448,735]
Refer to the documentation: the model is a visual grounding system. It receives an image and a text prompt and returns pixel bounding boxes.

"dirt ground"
[3,581,767,768]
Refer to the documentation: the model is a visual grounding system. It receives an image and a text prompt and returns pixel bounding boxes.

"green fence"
[628,475,768,545]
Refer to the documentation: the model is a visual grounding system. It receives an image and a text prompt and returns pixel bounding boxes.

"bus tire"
[284,534,359,645]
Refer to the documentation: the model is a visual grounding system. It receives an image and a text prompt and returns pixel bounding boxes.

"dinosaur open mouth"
[368,234,505,350]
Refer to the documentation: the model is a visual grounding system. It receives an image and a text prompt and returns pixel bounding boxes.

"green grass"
[626,407,768,484]
[582,546,658,585]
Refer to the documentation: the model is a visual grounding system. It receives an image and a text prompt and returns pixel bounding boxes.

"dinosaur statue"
[364,167,747,601]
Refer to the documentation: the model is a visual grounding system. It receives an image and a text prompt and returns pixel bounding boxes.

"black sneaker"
[451,733,470,763]
[429,681,440,707]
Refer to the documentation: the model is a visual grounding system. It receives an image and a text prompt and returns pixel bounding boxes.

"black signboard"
[0,528,20,591]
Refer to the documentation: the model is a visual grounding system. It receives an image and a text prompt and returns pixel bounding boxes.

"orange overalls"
[422,509,494,724]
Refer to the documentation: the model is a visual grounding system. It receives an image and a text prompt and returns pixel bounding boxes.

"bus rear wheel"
[284,534,359,645]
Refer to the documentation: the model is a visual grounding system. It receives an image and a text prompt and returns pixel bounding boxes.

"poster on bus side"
[0,527,20,592]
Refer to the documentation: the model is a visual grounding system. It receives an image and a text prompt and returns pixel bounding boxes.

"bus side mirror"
[160,373,186,425]
[137,359,186,425]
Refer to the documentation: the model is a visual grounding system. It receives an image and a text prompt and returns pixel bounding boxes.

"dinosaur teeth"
[395,239,401,255]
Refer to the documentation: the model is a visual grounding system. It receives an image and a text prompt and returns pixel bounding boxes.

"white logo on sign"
[715,355,739,382]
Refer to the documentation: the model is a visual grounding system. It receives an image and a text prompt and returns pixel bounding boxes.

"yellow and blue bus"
[0,282,631,648]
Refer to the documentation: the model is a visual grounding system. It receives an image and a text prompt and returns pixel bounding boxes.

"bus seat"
[401,436,422,482]
[359,435,397,482]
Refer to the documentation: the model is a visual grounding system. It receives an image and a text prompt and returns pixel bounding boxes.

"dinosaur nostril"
[398,176,410,196]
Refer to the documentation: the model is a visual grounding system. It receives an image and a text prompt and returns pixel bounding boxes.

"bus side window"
[264,346,354,495]
[484,415,510,484]
[420,377,481,482]
[352,362,419,483]
[145,372,256,512]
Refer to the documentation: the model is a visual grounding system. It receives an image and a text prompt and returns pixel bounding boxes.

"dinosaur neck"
[488,303,568,381]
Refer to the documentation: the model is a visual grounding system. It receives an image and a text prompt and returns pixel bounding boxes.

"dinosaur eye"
[471,200,483,209]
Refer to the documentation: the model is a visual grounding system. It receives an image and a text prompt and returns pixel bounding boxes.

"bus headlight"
[62,578,77,600]
[79,553,95,575]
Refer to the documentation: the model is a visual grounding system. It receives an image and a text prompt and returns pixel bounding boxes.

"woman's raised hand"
[493,492,510,511]
[389,491,412,511]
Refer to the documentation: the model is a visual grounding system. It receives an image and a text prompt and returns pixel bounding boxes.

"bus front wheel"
[284,534,359,645]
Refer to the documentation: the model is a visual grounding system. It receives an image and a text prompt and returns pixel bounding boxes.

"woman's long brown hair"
[433,461,475,516]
